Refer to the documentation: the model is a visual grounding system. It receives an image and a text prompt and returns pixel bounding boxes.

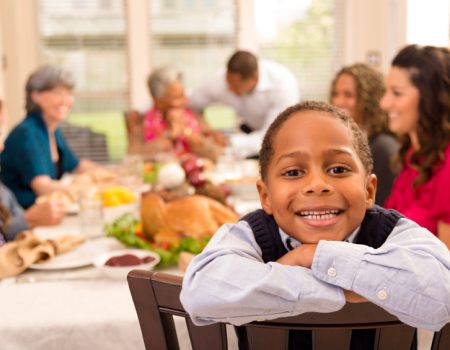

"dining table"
[0,188,435,350]
[0,189,258,350]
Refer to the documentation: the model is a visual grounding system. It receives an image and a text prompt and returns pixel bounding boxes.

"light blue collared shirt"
[281,227,360,251]
[181,217,450,331]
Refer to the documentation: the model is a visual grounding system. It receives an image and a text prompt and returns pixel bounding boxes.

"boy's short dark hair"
[227,51,258,80]
[259,101,373,181]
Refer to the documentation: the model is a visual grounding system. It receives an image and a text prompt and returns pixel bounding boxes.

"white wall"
[338,0,407,73]
[407,0,450,46]
[0,0,39,127]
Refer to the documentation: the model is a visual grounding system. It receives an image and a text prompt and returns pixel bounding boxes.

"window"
[149,0,236,90]
[254,0,341,101]
[36,0,128,162]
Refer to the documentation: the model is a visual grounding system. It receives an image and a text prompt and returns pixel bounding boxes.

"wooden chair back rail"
[128,270,450,350]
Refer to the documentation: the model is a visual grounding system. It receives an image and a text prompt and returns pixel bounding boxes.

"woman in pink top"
[144,66,223,161]
[380,44,450,248]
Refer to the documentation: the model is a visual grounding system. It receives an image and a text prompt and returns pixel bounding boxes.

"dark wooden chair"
[60,122,110,163]
[124,110,146,155]
[128,270,449,350]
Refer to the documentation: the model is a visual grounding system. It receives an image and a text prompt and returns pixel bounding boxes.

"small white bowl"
[93,249,160,280]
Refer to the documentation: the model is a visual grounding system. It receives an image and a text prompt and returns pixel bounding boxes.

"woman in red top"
[381,44,450,248]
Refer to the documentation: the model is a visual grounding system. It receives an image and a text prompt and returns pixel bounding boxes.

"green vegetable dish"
[104,213,209,267]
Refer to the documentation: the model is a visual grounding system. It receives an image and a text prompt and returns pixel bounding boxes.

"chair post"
[432,323,450,350]
[128,270,180,350]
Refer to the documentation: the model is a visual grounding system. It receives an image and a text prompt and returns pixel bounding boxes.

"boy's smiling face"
[257,110,377,243]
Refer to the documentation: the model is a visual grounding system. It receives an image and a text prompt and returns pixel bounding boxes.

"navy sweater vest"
[236,206,413,350]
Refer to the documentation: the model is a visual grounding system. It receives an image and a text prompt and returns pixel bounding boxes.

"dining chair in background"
[124,110,145,155]
[60,122,110,163]
[127,270,450,350]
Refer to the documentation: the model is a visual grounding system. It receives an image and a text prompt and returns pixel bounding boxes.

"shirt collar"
[280,226,361,251]
[28,111,46,127]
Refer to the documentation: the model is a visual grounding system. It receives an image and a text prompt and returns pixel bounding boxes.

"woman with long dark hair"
[381,44,450,248]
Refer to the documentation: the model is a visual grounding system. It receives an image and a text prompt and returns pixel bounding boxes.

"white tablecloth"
[0,195,255,350]
[0,204,186,350]
[0,279,145,350]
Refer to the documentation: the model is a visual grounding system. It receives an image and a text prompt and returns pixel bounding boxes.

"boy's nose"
[302,174,333,195]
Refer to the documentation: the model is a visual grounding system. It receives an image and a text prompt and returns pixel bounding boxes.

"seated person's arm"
[180,222,346,326]
[30,175,67,196]
[185,134,222,162]
[308,219,450,331]
[24,200,66,229]
[192,111,228,147]
[438,221,450,249]
[1,185,65,240]
[167,108,223,161]
[72,159,97,174]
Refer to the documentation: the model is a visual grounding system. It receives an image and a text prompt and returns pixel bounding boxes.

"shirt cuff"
[311,240,368,290]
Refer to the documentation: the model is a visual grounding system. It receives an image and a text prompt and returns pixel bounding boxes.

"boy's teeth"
[300,210,339,215]
[298,209,340,220]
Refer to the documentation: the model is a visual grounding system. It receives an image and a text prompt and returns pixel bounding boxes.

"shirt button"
[377,289,388,300]
[327,267,337,277]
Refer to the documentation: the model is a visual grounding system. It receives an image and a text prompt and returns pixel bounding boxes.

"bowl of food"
[93,249,160,280]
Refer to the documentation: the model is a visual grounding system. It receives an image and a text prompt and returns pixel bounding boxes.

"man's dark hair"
[226,51,258,80]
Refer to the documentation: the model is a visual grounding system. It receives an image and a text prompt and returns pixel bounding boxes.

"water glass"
[121,155,144,190]
[79,197,104,239]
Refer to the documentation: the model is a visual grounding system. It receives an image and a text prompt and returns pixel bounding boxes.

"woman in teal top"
[0,65,95,208]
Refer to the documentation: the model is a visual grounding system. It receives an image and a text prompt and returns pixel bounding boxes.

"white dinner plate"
[29,239,115,270]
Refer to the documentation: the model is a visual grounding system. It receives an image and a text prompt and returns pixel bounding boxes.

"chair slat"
[186,318,228,350]
[313,329,351,350]
[246,327,289,350]
[376,326,415,350]
[432,323,450,350]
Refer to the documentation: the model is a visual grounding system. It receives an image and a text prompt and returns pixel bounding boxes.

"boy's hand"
[344,290,367,303]
[277,244,317,268]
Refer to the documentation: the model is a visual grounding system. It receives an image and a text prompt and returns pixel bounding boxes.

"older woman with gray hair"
[0,65,95,209]
[142,66,224,161]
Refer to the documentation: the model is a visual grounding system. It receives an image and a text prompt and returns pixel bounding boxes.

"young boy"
[180,102,450,341]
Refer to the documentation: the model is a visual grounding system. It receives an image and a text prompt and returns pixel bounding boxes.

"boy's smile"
[257,110,376,243]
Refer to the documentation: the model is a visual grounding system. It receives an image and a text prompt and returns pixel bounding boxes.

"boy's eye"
[282,169,303,177]
[328,166,350,174]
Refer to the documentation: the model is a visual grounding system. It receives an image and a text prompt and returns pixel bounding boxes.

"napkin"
[0,231,87,278]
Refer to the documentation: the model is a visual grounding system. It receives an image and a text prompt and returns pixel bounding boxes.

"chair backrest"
[124,110,145,154]
[59,122,110,163]
[127,270,450,350]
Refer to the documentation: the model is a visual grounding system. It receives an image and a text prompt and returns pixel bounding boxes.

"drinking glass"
[79,196,104,239]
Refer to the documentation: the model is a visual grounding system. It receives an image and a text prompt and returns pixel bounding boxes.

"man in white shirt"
[188,51,300,158]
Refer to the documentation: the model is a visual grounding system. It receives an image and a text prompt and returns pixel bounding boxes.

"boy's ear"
[365,174,377,208]
[256,179,273,214]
